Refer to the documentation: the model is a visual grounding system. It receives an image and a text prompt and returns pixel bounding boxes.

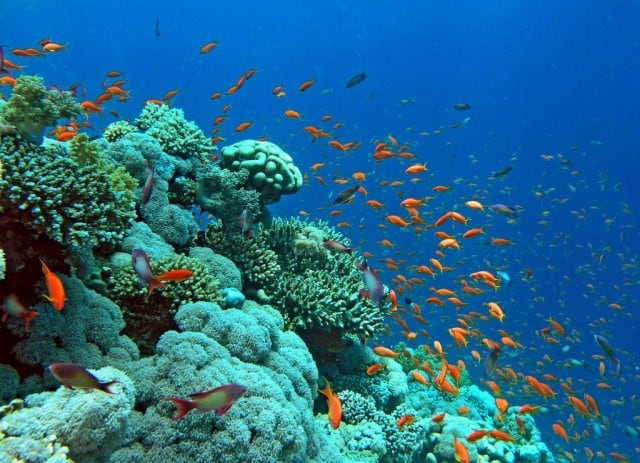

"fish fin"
[23,311,39,332]
[215,402,234,417]
[1,312,7,322]
[168,397,195,420]
[99,380,122,394]
[146,277,165,298]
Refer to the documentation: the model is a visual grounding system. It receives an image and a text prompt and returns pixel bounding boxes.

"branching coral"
[0,131,137,252]
[0,75,81,143]
[101,252,220,354]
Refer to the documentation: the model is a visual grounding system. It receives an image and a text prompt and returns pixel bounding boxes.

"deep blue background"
[3,1,639,460]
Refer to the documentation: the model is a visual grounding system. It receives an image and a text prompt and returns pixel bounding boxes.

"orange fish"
[318,377,342,429]
[284,109,302,119]
[373,346,399,358]
[200,41,219,54]
[453,438,470,463]
[396,414,416,428]
[404,163,428,174]
[40,259,65,311]
[298,77,316,92]
[156,269,194,282]
[366,364,386,375]
[385,215,410,227]
[235,121,253,132]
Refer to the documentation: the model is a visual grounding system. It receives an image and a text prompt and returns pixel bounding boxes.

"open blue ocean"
[1,1,638,462]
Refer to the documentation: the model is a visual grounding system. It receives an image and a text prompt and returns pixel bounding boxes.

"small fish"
[141,165,155,205]
[318,377,342,429]
[155,17,160,36]
[483,343,502,378]
[489,204,519,218]
[0,46,10,76]
[1,294,39,332]
[239,208,255,237]
[131,249,165,297]
[322,240,353,255]
[594,334,619,365]
[49,363,121,394]
[156,269,194,282]
[496,271,511,285]
[333,184,364,204]
[168,384,248,420]
[358,259,385,306]
[490,166,512,179]
[346,72,366,89]
[40,259,65,311]
[453,103,471,111]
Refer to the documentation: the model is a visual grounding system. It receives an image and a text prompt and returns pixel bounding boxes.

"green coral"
[196,163,261,231]
[103,120,137,143]
[102,252,221,353]
[0,131,137,250]
[207,217,386,339]
[134,102,213,160]
[0,75,81,143]
[220,139,303,204]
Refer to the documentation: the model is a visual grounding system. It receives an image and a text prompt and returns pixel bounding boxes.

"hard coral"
[220,139,303,204]
[135,102,213,161]
[0,75,81,144]
[0,132,137,251]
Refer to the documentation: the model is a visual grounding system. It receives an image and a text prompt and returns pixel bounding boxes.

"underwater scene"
[0,1,638,462]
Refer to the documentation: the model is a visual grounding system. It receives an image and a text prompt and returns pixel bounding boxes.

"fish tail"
[99,380,122,394]
[168,397,195,419]
[23,311,39,332]
[146,277,165,299]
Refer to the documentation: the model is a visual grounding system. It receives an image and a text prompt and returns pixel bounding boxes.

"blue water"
[3,0,639,460]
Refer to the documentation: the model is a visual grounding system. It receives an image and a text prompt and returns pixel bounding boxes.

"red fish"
[1,294,39,332]
[318,377,342,429]
[141,165,155,205]
[131,249,164,297]
[322,240,353,255]
[156,269,194,282]
[40,259,65,311]
[168,384,248,419]
[49,363,121,394]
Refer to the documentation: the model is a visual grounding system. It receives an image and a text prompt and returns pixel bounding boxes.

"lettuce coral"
[0,75,81,144]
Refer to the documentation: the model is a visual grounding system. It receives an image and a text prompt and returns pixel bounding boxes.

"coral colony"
[1,75,555,462]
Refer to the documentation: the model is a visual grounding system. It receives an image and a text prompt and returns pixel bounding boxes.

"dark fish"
[141,165,155,205]
[483,344,502,378]
[489,204,519,218]
[155,17,161,36]
[453,103,471,111]
[346,72,366,89]
[0,46,9,75]
[358,259,385,306]
[491,166,512,179]
[594,334,619,365]
[333,184,363,204]
[49,363,121,394]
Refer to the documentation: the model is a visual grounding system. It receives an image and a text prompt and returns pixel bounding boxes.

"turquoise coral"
[0,75,81,144]
[0,131,137,251]
[220,139,303,204]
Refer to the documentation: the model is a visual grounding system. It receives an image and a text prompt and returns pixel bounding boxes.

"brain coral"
[0,130,137,251]
[220,139,303,204]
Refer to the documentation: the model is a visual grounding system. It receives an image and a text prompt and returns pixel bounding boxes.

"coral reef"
[8,276,138,371]
[0,366,135,463]
[103,120,137,143]
[219,139,303,204]
[107,301,342,463]
[101,252,220,354]
[0,75,81,143]
[0,130,137,252]
[135,103,213,162]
